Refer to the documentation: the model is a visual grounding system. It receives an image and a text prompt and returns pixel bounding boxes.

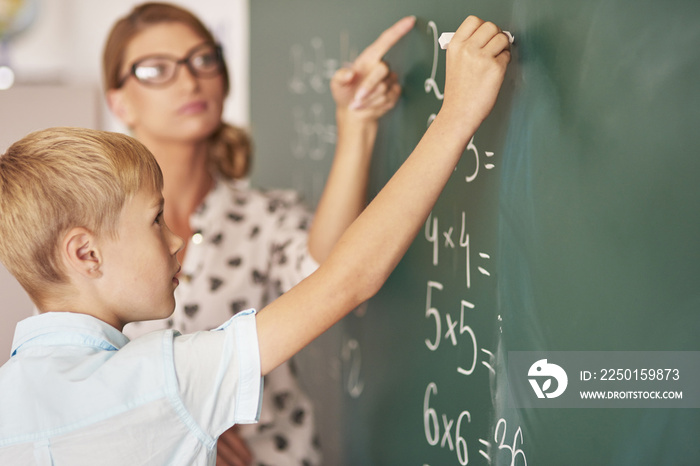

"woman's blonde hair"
[103,2,252,179]
[0,127,163,304]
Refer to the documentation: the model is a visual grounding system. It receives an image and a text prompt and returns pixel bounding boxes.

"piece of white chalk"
[439,30,514,49]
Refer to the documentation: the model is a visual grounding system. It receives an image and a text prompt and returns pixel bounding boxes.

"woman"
[102,3,413,465]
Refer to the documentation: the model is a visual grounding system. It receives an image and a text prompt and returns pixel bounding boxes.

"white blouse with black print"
[125,178,322,466]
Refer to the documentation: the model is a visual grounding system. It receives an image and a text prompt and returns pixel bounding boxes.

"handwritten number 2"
[425,21,445,100]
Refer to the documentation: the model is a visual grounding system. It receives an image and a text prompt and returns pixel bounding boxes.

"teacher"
[102,3,414,465]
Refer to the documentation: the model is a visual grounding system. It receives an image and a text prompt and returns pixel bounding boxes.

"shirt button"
[192,232,203,245]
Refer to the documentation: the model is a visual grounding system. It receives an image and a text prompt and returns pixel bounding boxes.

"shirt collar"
[11,312,130,357]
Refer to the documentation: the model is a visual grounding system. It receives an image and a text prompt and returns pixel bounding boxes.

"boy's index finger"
[354,16,416,67]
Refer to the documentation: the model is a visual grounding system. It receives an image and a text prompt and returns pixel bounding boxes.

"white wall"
[5,0,250,129]
[0,0,250,362]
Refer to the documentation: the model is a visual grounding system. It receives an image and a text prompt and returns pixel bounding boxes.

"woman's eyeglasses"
[117,43,224,88]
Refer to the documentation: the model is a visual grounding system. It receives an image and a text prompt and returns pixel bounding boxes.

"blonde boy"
[0,17,511,465]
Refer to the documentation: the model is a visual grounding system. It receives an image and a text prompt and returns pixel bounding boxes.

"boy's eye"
[154,211,164,225]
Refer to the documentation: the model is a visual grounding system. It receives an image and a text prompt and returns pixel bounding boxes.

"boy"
[0,17,510,465]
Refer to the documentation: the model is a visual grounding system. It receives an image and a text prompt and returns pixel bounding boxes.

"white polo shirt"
[0,311,262,465]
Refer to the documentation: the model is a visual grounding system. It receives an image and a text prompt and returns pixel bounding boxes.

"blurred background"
[0,0,250,364]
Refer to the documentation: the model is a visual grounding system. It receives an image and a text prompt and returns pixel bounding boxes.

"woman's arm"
[307,16,415,262]
[258,16,512,375]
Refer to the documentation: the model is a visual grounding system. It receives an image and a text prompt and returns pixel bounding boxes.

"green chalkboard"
[250,1,700,464]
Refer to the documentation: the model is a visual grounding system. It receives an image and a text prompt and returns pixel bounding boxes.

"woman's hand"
[216,426,252,466]
[308,16,415,263]
[331,16,415,122]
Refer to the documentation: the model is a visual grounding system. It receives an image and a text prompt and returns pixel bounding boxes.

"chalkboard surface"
[250,1,700,464]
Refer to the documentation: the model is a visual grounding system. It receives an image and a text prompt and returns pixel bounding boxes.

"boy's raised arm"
[257,16,512,375]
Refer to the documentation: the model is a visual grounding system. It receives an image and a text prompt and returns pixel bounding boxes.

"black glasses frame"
[116,43,224,88]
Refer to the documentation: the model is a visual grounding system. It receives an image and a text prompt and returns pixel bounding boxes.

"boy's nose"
[169,228,186,255]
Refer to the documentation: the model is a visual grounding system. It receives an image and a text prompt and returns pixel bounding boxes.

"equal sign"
[479,438,491,463]
[481,348,495,375]
[478,252,491,277]
[485,151,495,170]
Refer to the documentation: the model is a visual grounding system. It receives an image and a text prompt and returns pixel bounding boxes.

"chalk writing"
[494,419,527,466]
[291,104,336,161]
[465,136,496,182]
[424,281,495,377]
[424,21,445,101]
[288,38,338,94]
[423,382,472,465]
[283,20,525,466]
[341,338,364,398]
[425,212,492,289]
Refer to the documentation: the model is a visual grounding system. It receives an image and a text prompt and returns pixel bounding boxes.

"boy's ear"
[106,89,136,128]
[62,227,103,279]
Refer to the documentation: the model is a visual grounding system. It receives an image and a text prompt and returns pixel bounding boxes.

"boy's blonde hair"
[0,127,163,304]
